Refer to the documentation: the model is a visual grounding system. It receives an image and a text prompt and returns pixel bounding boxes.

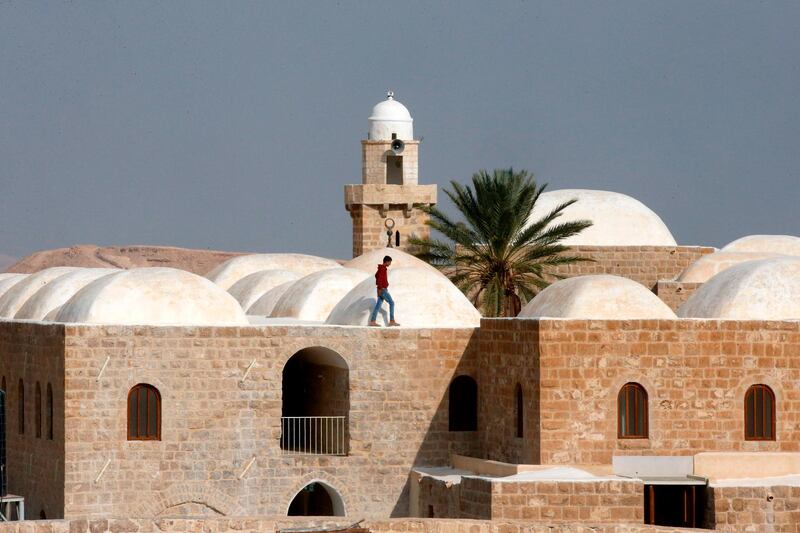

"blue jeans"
[369,288,395,322]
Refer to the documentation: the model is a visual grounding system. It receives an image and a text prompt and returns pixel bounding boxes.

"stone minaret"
[345,92,437,257]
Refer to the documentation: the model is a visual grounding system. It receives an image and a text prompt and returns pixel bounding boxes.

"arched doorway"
[288,482,345,516]
[281,347,349,455]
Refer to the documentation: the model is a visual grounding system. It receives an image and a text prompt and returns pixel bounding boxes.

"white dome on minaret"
[368,91,414,140]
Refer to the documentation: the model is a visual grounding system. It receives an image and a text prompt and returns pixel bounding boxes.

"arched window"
[745,384,775,441]
[127,384,161,441]
[448,375,477,431]
[18,380,24,435]
[395,230,401,247]
[618,383,648,439]
[46,383,54,440]
[35,382,41,438]
[287,481,345,516]
[515,383,524,438]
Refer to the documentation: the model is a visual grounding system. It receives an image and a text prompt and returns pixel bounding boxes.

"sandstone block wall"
[0,321,65,520]
[706,484,800,532]
[549,246,715,290]
[420,475,643,523]
[52,324,479,519]
[655,281,702,312]
[480,318,800,466]
[349,203,432,257]
[362,141,420,186]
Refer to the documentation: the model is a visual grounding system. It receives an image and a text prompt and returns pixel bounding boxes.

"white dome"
[0,267,81,318]
[227,269,300,311]
[55,267,247,326]
[344,247,443,276]
[368,92,414,141]
[0,274,28,300]
[678,257,800,320]
[326,267,481,327]
[526,189,676,246]
[246,280,297,316]
[721,235,800,256]
[271,268,371,322]
[519,275,676,319]
[677,252,785,283]
[206,254,342,290]
[15,268,119,320]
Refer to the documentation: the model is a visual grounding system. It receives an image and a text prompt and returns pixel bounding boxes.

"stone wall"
[549,246,715,290]
[0,321,65,520]
[53,323,479,519]
[348,203,432,257]
[0,517,701,533]
[419,475,643,523]
[655,281,702,312]
[480,318,800,466]
[706,484,800,532]
[362,141,420,186]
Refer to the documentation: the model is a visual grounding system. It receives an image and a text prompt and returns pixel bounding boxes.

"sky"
[1,1,798,261]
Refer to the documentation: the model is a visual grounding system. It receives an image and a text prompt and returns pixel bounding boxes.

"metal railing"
[280,416,347,456]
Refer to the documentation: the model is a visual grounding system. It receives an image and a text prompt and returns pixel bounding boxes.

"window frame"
[127,384,161,441]
[744,384,776,441]
[617,382,648,439]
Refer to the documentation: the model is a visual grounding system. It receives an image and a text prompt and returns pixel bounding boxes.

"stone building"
[1,96,800,532]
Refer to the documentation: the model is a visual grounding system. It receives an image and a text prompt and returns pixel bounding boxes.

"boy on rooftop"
[368,256,400,327]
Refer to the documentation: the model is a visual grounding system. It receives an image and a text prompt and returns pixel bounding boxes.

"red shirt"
[375,264,389,289]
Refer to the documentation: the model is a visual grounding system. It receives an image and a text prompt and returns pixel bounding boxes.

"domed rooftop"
[16,268,118,320]
[55,267,248,326]
[368,91,414,141]
[0,267,80,318]
[271,268,371,322]
[721,235,800,256]
[526,189,677,246]
[519,275,676,319]
[344,247,442,276]
[677,251,785,283]
[246,280,297,316]
[206,254,341,290]
[0,274,28,300]
[227,269,300,311]
[327,267,481,327]
[678,257,800,320]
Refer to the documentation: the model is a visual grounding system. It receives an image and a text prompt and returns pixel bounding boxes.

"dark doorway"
[288,482,344,516]
[281,347,349,455]
[644,484,706,528]
[0,388,6,497]
[448,375,478,431]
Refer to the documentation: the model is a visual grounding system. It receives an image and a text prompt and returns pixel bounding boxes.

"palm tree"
[408,168,592,317]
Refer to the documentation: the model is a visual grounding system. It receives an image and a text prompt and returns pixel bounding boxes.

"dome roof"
[678,257,800,320]
[0,267,80,318]
[368,92,414,141]
[246,280,297,316]
[327,267,481,327]
[344,247,442,276]
[721,235,800,256]
[15,268,118,320]
[206,254,342,290]
[227,269,300,311]
[271,268,371,322]
[0,274,28,300]
[677,251,785,283]
[519,275,676,319]
[526,189,676,246]
[55,267,247,326]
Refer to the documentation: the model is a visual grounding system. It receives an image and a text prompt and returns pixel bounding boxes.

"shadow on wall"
[387,332,487,517]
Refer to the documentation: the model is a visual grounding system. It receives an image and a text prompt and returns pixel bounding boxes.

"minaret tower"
[345,92,437,257]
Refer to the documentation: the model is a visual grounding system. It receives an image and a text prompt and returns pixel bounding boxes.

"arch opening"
[288,482,345,517]
[448,375,478,432]
[281,347,349,455]
[618,382,648,439]
[745,384,775,441]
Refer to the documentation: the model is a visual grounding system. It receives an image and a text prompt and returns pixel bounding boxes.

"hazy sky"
[1,1,798,261]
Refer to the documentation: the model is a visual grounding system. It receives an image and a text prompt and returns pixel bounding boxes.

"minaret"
[344,92,437,257]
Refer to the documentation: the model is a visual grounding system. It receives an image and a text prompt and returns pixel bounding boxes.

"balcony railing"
[280,416,347,456]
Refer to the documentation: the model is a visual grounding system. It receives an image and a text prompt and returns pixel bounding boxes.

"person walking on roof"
[368,256,400,327]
